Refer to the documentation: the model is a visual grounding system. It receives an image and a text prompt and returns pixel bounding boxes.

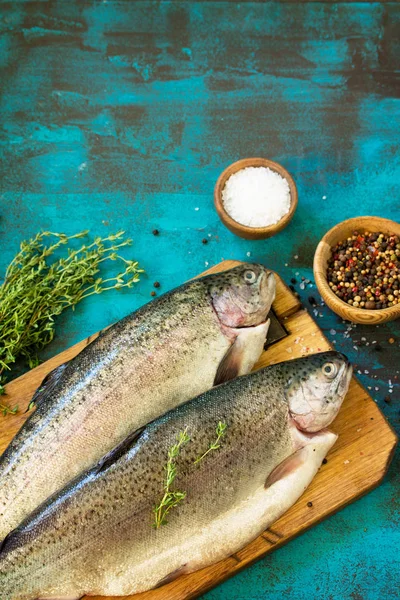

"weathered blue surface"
[0,2,399,598]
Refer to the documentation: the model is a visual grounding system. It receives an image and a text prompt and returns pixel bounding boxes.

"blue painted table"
[0,2,399,598]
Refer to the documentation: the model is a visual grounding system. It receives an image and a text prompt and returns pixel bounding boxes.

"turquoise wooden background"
[0,2,399,598]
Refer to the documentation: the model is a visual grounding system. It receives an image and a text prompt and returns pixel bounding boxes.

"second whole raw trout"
[0,351,352,599]
[0,263,275,539]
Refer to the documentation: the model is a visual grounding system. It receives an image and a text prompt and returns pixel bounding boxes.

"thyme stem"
[0,230,143,403]
[194,421,227,464]
[153,427,190,529]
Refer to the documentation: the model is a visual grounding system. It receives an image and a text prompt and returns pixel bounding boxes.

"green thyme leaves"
[153,422,227,529]
[194,421,227,465]
[153,428,190,529]
[0,230,143,402]
[0,401,18,416]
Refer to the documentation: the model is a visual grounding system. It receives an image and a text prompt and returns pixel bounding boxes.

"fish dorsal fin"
[28,362,69,410]
[0,529,14,554]
[0,524,25,556]
[95,426,146,474]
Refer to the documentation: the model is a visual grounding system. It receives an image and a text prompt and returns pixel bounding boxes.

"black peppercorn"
[326,231,400,310]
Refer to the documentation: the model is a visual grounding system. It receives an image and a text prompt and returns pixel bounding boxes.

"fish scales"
[0,264,275,540]
[0,372,292,597]
[0,352,352,599]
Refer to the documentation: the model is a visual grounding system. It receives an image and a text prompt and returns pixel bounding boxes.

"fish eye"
[244,270,257,284]
[322,362,337,379]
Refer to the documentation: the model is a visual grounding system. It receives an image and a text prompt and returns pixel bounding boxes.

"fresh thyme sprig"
[0,230,143,401]
[0,401,18,416]
[153,427,190,529]
[194,421,227,465]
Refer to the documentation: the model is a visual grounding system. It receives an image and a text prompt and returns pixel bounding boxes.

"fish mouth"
[336,362,353,394]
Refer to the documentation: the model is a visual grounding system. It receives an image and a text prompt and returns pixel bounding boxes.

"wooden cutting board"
[0,261,397,600]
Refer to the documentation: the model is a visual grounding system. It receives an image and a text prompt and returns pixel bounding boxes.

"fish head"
[208,263,275,328]
[283,351,352,432]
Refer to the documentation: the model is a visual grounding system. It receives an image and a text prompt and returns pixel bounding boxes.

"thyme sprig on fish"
[194,421,227,465]
[153,422,228,528]
[0,230,143,401]
[153,427,190,529]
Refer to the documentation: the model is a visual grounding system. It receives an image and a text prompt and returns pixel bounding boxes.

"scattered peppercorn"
[152,229,160,236]
[307,501,313,508]
[202,238,208,244]
[326,231,400,309]
[290,278,297,285]
[322,458,328,464]
[384,396,391,404]
[153,281,160,288]
[374,344,382,352]
[289,285,295,292]
[308,296,317,306]
[150,291,156,297]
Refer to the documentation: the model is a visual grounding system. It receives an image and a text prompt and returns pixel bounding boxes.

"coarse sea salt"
[222,166,291,228]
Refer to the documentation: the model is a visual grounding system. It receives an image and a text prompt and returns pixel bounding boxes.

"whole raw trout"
[0,263,275,539]
[0,351,352,599]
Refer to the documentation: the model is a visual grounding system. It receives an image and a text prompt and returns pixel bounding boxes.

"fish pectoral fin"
[94,426,146,474]
[264,446,308,489]
[154,564,189,588]
[28,362,69,411]
[214,343,240,386]
[214,320,270,385]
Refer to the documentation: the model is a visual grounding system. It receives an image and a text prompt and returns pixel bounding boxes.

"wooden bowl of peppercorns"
[314,216,400,324]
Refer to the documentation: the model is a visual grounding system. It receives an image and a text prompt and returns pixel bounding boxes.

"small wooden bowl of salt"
[214,157,298,240]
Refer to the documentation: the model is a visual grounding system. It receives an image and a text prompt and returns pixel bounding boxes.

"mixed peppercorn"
[326,231,400,309]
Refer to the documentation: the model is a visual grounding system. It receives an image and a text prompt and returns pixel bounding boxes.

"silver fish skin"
[0,263,275,540]
[0,351,352,600]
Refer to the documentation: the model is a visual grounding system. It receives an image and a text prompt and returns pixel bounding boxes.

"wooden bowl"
[314,216,400,325]
[214,157,298,240]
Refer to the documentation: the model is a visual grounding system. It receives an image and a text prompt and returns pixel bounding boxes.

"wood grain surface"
[0,261,397,600]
